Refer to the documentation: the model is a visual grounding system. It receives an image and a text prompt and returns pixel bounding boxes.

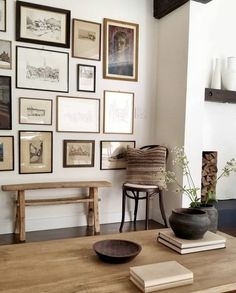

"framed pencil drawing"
[72,19,101,60]
[77,64,96,92]
[100,140,135,170]
[19,97,52,125]
[103,18,139,81]
[57,96,100,133]
[63,140,95,168]
[0,76,11,130]
[0,136,14,171]
[16,46,69,92]
[103,90,134,134]
[16,1,71,48]
[19,131,53,174]
[0,40,11,69]
[0,0,6,32]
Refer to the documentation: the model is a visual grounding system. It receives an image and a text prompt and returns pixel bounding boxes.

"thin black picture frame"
[0,75,12,130]
[77,64,96,93]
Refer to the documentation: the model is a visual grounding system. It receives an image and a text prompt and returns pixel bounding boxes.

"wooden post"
[88,187,94,228]
[93,187,100,234]
[18,190,26,242]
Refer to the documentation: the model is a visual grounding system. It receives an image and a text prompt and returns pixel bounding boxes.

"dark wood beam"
[154,0,213,19]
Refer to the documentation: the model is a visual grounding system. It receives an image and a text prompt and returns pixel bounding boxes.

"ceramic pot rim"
[172,208,206,216]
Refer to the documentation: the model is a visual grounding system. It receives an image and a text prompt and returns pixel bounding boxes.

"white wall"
[0,0,159,234]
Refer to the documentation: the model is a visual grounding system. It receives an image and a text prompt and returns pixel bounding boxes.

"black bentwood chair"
[119,145,168,232]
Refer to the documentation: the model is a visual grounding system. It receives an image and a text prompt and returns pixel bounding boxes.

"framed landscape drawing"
[0,40,11,69]
[0,76,11,130]
[72,19,101,61]
[103,90,134,134]
[63,140,95,168]
[100,140,135,170]
[57,96,100,133]
[19,97,52,125]
[19,131,53,174]
[0,0,6,32]
[0,136,14,171]
[77,64,96,92]
[16,46,69,92]
[103,18,139,81]
[16,1,71,48]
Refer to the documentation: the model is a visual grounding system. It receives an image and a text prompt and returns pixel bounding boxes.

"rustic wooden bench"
[1,181,112,242]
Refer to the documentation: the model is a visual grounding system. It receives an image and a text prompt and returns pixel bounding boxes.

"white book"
[158,236,226,254]
[130,261,193,288]
[158,228,226,249]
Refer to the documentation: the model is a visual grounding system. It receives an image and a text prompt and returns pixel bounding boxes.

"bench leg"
[92,187,100,234]
[18,190,26,242]
[88,187,95,229]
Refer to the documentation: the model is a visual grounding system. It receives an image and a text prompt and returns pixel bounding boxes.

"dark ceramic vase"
[198,204,218,233]
[169,208,210,240]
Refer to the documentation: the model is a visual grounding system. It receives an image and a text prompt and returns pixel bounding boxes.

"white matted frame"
[0,40,11,69]
[57,96,100,133]
[19,97,52,125]
[103,90,134,134]
[0,0,6,32]
[16,46,69,92]
[19,131,53,174]
[0,136,14,171]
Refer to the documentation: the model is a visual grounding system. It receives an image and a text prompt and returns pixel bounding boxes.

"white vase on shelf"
[211,58,221,89]
[222,57,236,91]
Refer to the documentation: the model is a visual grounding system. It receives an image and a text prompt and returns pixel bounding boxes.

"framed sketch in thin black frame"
[16,1,71,48]
[72,18,101,61]
[19,97,53,125]
[77,64,96,92]
[19,130,53,174]
[0,40,11,69]
[16,46,69,93]
[63,140,95,168]
[0,136,14,171]
[0,0,6,32]
[0,76,11,130]
[100,140,136,170]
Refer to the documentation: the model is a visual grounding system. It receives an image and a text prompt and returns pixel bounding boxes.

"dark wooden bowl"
[93,239,142,263]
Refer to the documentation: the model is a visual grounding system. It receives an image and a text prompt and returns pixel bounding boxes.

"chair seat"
[124,183,158,189]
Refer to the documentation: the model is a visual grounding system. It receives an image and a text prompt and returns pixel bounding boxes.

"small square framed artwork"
[100,140,135,170]
[77,64,96,92]
[0,76,11,130]
[0,136,14,171]
[19,131,53,174]
[63,140,95,168]
[19,97,52,125]
[0,0,6,32]
[0,40,12,69]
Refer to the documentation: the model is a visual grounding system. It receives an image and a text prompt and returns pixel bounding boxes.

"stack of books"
[130,261,193,292]
[157,228,226,254]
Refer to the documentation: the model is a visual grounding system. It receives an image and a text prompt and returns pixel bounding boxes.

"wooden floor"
[0,220,164,245]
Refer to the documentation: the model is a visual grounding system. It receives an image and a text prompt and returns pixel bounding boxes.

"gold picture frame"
[0,136,14,171]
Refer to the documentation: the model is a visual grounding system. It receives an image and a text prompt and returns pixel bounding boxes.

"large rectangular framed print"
[0,0,6,32]
[100,140,135,170]
[19,130,53,174]
[103,18,139,81]
[16,46,69,92]
[0,136,14,171]
[57,96,100,133]
[16,1,71,48]
[0,76,11,130]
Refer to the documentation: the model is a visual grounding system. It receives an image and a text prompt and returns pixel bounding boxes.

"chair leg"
[145,193,150,230]
[159,190,168,227]
[119,188,126,233]
[133,191,139,230]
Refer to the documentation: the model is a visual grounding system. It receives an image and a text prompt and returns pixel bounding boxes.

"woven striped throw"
[126,146,167,188]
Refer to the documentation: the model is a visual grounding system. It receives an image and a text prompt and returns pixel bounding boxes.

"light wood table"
[1,181,112,242]
[0,230,236,293]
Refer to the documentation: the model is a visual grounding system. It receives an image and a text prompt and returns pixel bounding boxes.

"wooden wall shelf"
[205,88,236,103]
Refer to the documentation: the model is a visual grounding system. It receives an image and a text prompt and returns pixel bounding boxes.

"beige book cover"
[158,228,226,249]
[130,261,193,288]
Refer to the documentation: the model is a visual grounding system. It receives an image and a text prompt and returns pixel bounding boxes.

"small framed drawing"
[19,97,52,125]
[63,140,95,168]
[0,136,14,171]
[103,18,139,81]
[19,131,53,174]
[103,90,134,134]
[16,1,71,48]
[0,40,11,69]
[16,46,69,93]
[72,19,101,61]
[100,140,135,170]
[0,0,6,32]
[0,76,11,130]
[77,64,96,92]
[57,96,100,133]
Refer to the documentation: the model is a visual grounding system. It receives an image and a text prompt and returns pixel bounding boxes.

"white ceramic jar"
[222,57,236,91]
[211,58,221,89]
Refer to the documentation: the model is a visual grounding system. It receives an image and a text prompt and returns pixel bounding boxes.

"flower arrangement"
[162,147,236,208]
